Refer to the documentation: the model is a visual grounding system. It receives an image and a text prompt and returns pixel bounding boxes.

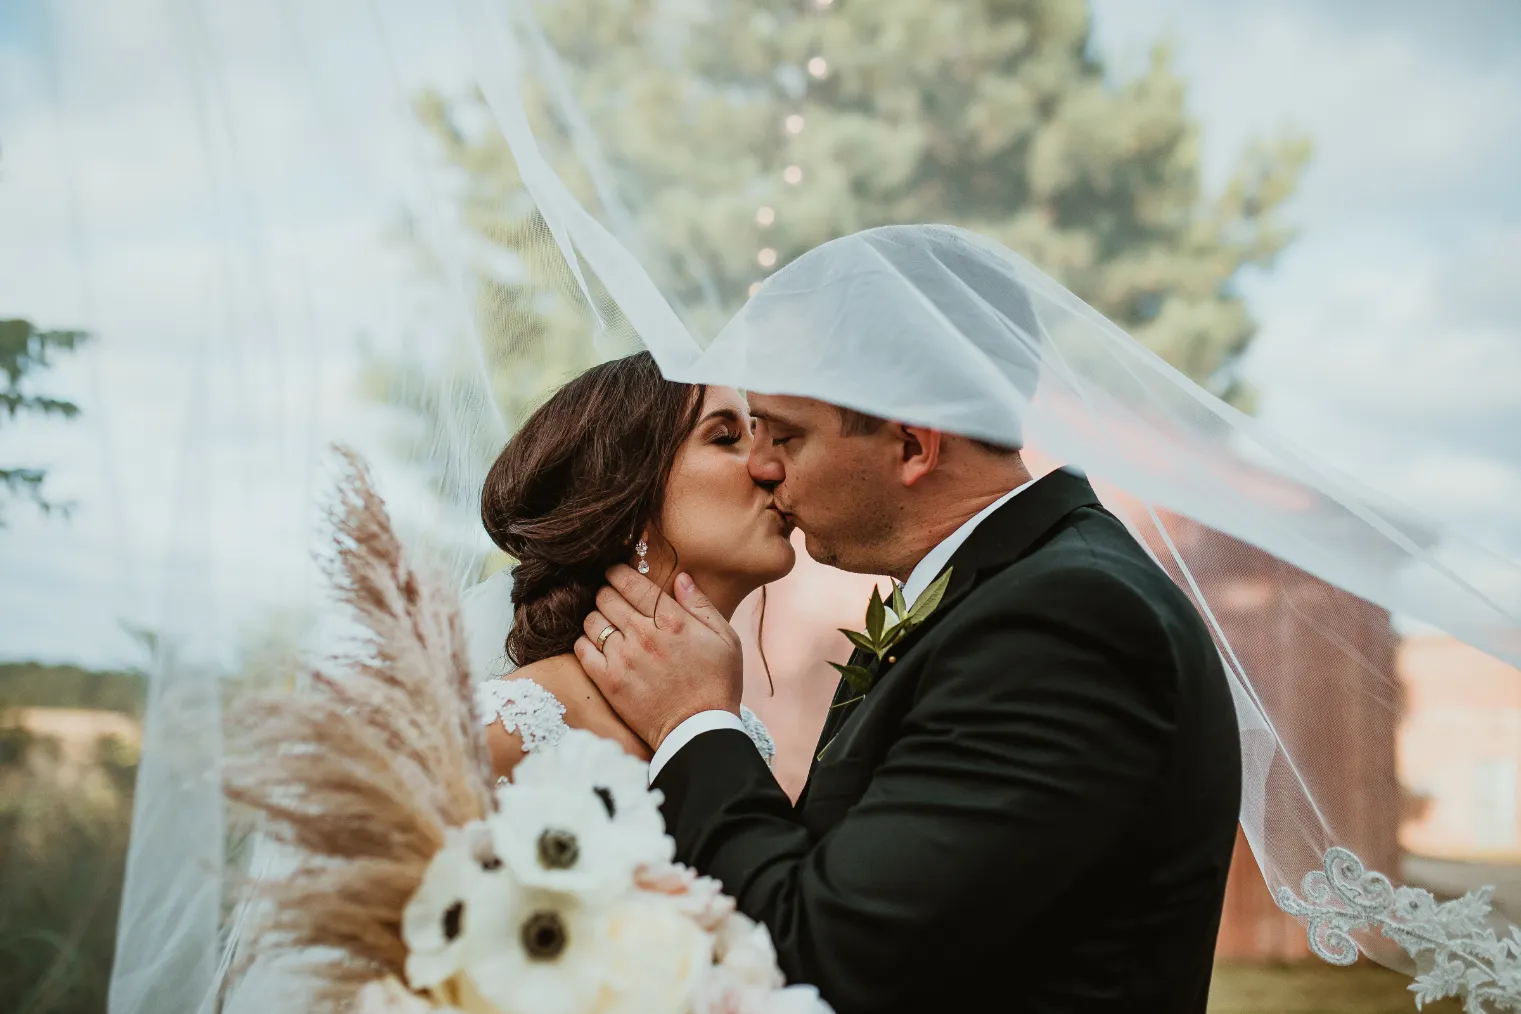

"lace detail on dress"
[476,678,777,768]
[1276,846,1521,1012]
[738,705,776,768]
[475,678,568,754]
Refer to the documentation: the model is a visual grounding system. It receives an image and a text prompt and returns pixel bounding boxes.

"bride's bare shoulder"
[532,655,652,762]
[518,654,605,712]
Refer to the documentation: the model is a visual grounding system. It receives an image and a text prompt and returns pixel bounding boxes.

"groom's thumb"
[674,573,724,632]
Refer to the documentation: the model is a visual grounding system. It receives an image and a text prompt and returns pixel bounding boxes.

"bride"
[470,350,793,775]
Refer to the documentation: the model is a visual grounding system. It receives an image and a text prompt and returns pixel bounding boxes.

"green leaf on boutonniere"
[829,661,877,695]
[830,567,954,695]
[907,567,954,623]
[865,586,886,641]
[839,628,879,656]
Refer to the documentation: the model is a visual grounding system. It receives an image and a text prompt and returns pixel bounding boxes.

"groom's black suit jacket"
[654,468,1242,1013]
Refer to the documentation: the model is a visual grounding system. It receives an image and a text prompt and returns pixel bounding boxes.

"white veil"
[377,0,1521,998]
[25,0,1506,1011]
[461,569,518,682]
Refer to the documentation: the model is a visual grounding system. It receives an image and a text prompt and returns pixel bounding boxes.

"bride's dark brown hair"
[481,351,706,667]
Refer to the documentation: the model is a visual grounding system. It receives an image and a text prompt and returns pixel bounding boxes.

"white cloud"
[1090,0,1521,565]
[1090,0,1521,219]
[0,0,496,667]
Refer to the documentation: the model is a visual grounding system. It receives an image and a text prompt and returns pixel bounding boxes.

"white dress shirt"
[647,479,1037,782]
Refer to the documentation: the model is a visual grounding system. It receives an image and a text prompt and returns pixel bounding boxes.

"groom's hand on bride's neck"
[573,564,743,751]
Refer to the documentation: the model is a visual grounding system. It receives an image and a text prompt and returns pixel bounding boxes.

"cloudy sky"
[0,0,1517,669]
[1090,0,1521,558]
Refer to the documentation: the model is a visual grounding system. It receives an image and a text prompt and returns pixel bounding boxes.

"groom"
[575,257,1241,1014]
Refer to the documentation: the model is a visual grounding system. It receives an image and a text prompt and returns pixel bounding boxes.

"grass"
[0,704,136,1014]
[1210,961,1463,1014]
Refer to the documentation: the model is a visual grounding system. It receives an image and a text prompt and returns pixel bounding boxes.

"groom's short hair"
[835,405,1021,456]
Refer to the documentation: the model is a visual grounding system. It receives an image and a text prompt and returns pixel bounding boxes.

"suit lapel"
[801,467,1103,786]
[938,467,1102,599]
[871,467,1102,665]
[798,645,869,806]
[816,645,871,745]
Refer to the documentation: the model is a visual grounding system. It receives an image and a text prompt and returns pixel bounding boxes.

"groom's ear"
[896,424,943,488]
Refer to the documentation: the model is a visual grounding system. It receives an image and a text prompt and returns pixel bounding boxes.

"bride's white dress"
[475,676,776,766]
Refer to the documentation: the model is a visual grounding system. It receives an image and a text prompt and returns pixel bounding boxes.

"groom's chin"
[799,530,846,571]
[799,532,889,577]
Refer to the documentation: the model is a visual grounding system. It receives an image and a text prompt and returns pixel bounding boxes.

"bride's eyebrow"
[700,408,743,427]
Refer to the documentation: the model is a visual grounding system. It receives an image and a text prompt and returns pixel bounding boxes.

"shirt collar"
[901,479,1037,607]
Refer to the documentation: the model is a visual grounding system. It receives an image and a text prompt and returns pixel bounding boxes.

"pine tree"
[417,0,1309,429]
[0,319,89,524]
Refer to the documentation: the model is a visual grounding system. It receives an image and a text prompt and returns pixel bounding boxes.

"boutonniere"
[829,567,954,700]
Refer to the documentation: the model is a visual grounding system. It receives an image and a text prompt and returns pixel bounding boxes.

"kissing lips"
[766,504,796,536]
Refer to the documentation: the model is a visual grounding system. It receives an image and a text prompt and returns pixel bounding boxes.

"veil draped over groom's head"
[696,225,1045,449]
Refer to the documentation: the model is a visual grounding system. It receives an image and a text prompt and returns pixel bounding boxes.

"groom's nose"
[748,444,784,491]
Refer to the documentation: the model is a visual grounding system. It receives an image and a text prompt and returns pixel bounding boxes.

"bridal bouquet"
[359,728,828,1014]
[223,454,827,1014]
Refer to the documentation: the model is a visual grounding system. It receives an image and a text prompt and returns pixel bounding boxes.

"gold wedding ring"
[596,624,617,651]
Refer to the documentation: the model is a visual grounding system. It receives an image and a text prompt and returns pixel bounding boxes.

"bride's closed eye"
[710,425,745,446]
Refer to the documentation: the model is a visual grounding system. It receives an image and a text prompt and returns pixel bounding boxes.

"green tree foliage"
[0,664,144,717]
[417,0,1308,416]
[1,319,90,524]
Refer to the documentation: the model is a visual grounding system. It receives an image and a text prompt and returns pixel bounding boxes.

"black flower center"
[442,901,464,942]
[521,910,567,960]
[467,825,501,870]
[593,786,616,818]
[536,828,580,870]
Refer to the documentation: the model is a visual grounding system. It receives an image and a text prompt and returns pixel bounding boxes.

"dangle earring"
[635,538,649,575]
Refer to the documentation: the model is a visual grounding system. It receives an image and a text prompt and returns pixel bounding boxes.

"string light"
[753,2,830,286]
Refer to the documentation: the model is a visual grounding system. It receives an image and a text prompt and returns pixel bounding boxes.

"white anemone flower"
[463,889,608,1014]
[402,822,522,991]
[511,729,670,859]
[595,894,714,1014]
[490,783,644,899]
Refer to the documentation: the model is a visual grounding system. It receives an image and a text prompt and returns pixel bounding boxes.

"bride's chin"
[761,534,798,581]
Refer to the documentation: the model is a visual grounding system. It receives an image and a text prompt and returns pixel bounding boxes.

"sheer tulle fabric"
[15,1,1507,1011]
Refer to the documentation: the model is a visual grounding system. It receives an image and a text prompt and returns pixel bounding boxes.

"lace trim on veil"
[1278,847,1521,1011]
